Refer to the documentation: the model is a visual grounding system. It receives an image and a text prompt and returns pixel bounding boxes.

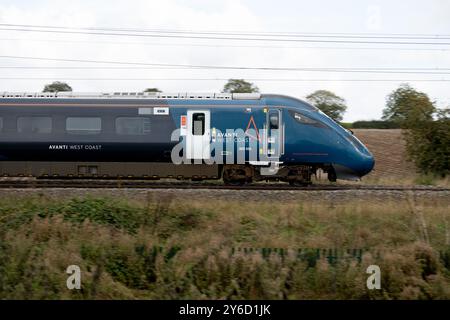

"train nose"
[358,154,375,177]
[345,134,375,177]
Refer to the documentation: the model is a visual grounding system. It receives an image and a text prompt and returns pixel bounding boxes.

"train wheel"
[222,165,252,186]
[286,165,313,186]
[327,168,337,182]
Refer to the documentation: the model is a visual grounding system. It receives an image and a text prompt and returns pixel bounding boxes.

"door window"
[192,113,205,135]
[269,112,279,129]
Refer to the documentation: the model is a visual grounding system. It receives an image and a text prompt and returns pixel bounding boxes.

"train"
[0,91,374,185]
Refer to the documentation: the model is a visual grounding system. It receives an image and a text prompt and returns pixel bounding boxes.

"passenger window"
[0,117,3,132]
[192,113,205,135]
[66,117,101,134]
[115,117,151,135]
[17,116,52,133]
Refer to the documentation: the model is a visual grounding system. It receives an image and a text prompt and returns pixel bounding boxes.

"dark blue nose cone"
[346,134,375,177]
[355,153,375,177]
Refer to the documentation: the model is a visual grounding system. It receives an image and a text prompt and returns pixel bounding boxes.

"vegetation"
[222,79,259,94]
[339,122,353,129]
[403,108,450,177]
[43,81,72,92]
[382,84,449,177]
[0,195,449,299]
[144,88,162,93]
[350,172,449,187]
[351,120,401,129]
[306,90,347,122]
[382,84,434,124]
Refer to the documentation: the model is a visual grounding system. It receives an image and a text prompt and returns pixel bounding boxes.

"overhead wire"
[0,55,449,74]
[1,77,449,82]
[1,37,450,51]
[1,27,450,45]
[1,23,450,40]
[1,24,449,84]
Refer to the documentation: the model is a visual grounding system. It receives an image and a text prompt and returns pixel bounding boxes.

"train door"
[264,108,284,159]
[186,110,211,160]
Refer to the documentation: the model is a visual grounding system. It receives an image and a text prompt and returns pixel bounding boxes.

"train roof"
[0,92,318,111]
[0,91,259,100]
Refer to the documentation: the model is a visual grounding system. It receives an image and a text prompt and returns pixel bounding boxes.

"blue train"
[0,91,374,185]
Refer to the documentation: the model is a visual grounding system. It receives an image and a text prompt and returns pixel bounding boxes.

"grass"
[0,195,449,299]
[349,174,450,187]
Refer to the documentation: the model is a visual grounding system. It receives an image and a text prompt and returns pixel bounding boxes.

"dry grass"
[0,195,449,299]
[353,129,415,180]
[352,129,448,186]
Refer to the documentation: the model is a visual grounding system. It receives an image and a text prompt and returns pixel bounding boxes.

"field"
[353,129,447,186]
[353,129,415,179]
[0,194,449,300]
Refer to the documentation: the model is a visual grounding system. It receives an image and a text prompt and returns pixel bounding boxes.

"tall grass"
[343,174,450,187]
[0,195,449,299]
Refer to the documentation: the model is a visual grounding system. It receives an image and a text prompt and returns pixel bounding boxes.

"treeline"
[341,120,401,129]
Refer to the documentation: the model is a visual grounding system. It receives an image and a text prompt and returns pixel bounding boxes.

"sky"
[0,0,449,121]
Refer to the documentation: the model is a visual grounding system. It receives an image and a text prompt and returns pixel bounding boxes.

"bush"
[380,84,449,177]
[404,110,450,177]
[52,198,147,233]
[352,120,400,129]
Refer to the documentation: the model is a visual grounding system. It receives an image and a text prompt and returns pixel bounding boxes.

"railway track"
[0,179,447,191]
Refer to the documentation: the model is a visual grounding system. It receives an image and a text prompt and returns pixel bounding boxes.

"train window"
[269,113,279,129]
[0,117,3,132]
[17,116,52,134]
[288,110,319,125]
[66,117,101,134]
[115,117,151,135]
[192,113,205,135]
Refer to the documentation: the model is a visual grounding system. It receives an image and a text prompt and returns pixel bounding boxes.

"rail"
[0,179,447,191]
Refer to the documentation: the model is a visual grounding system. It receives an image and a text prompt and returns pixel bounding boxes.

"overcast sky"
[0,0,449,121]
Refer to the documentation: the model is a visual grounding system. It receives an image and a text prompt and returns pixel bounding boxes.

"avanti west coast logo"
[170,127,282,175]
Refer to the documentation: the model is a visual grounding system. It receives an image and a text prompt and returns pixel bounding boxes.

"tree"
[382,83,435,126]
[43,81,72,92]
[222,79,259,94]
[144,88,161,93]
[306,90,347,122]
[404,107,449,177]
[382,84,448,176]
